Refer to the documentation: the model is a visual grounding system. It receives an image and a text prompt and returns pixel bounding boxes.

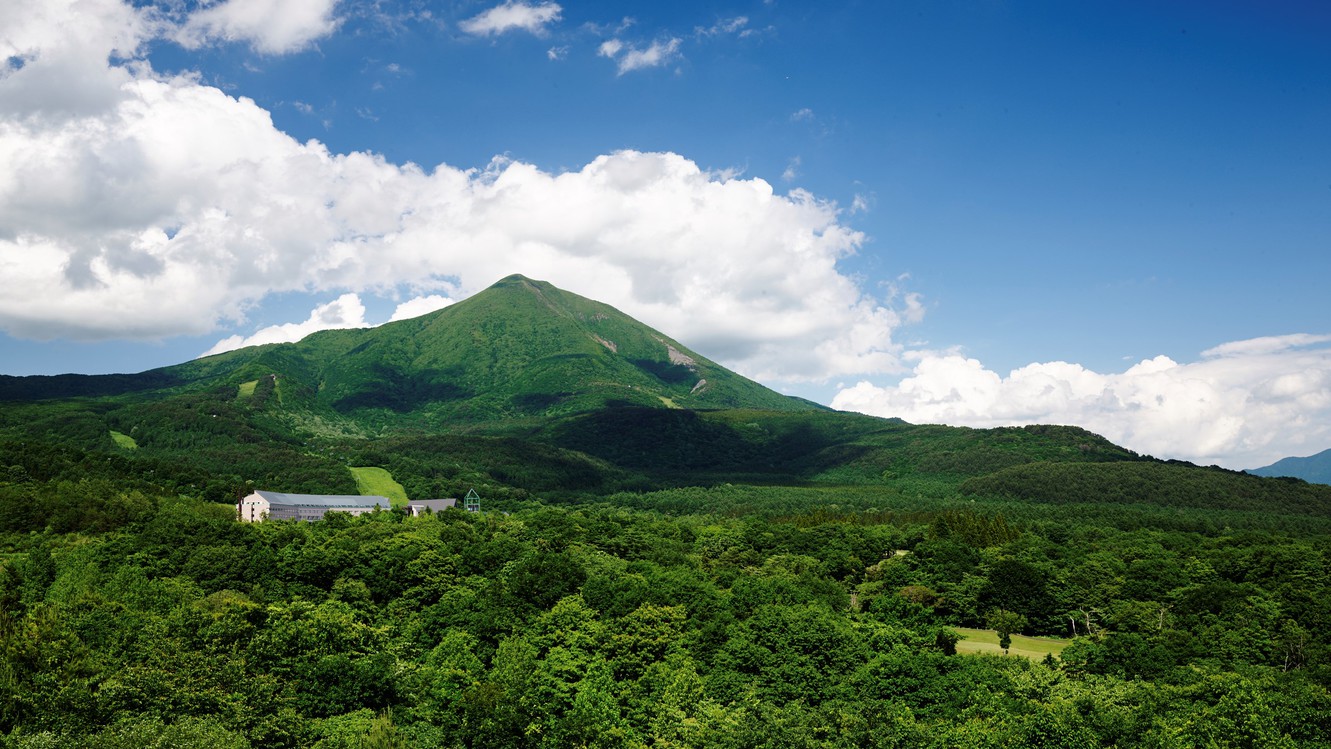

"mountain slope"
[1250,448,1331,486]
[4,275,1329,523]
[159,274,816,424]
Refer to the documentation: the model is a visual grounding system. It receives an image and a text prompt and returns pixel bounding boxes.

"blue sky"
[2,0,1329,468]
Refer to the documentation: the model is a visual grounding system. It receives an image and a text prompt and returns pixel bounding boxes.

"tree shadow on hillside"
[330,365,472,414]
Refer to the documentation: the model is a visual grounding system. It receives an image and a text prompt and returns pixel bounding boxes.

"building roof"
[253,490,389,508]
[407,498,457,510]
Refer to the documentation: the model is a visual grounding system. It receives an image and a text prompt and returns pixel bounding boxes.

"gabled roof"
[406,498,457,510]
[253,490,389,508]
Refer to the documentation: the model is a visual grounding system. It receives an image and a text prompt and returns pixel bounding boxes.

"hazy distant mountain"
[1249,448,1331,485]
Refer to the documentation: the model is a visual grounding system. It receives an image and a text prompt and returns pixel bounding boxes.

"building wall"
[238,492,385,522]
[239,493,270,523]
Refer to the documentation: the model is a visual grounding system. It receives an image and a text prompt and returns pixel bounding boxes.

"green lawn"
[350,466,408,508]
[109,430,138,450]
[237,380,258,400]
[953,627,1070,660]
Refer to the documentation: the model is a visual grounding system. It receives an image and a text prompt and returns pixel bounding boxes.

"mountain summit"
[163,274,816,424]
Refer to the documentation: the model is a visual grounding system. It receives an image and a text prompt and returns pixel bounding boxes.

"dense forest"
[2,447,1329,747]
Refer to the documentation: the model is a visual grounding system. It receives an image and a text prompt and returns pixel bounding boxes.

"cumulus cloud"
[0,0,152,125]
[460,2,561,37]
[389,294,454,322]
[175,0,342,54]
[203,293,369,355]
[598,36,681,74]
[202,292,453,355]
[831,335,1331,469]
[0,1,908,385]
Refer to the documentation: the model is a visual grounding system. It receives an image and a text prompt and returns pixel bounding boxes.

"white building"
[238,490,390,523]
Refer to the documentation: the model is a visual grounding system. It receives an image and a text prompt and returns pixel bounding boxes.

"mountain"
[1249,448,1331,485]
[2,274,1330,524]
[23,274,814,423]
[0,274,825,499]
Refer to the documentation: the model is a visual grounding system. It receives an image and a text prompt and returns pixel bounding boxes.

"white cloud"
[790,107,833,138]
[390,294,454,322]
[203,292,454,355]
[460,2,561,37]
[831,335,1331,469]
[0,0,153,125]
[176,0,342,54]
[598,37,681,74]
[696,17,748,38]
[546,45,568,61]
[781,156,800,182]
[0,2,908,386]
[583,18,635,37]
[203,293,369,355]
[1202,333,1331,358]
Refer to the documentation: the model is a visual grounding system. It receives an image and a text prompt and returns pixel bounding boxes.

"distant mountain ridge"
[1249,448,1331,486]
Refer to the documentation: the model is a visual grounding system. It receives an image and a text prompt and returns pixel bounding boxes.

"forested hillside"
[2,276,1329,746]
[2,474,1328,748]
[2,427,1330,747]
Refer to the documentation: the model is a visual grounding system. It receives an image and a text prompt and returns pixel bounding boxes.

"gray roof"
[407,498,457,510]
[254,490,389,508]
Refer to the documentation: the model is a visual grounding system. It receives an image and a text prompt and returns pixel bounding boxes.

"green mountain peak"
[165,275,817,424]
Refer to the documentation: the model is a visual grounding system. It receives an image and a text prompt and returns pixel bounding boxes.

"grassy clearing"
[237,380,258,400]
[953,627,1070,660]
[658,396,680,409]
[350,466,408,508]
[109,430,138,450]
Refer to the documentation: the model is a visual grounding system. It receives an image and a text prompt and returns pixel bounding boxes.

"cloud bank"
[0,0,906,385]
[832,334,1331,469]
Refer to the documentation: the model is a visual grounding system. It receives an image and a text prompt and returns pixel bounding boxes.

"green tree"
[986,609,1027,654]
